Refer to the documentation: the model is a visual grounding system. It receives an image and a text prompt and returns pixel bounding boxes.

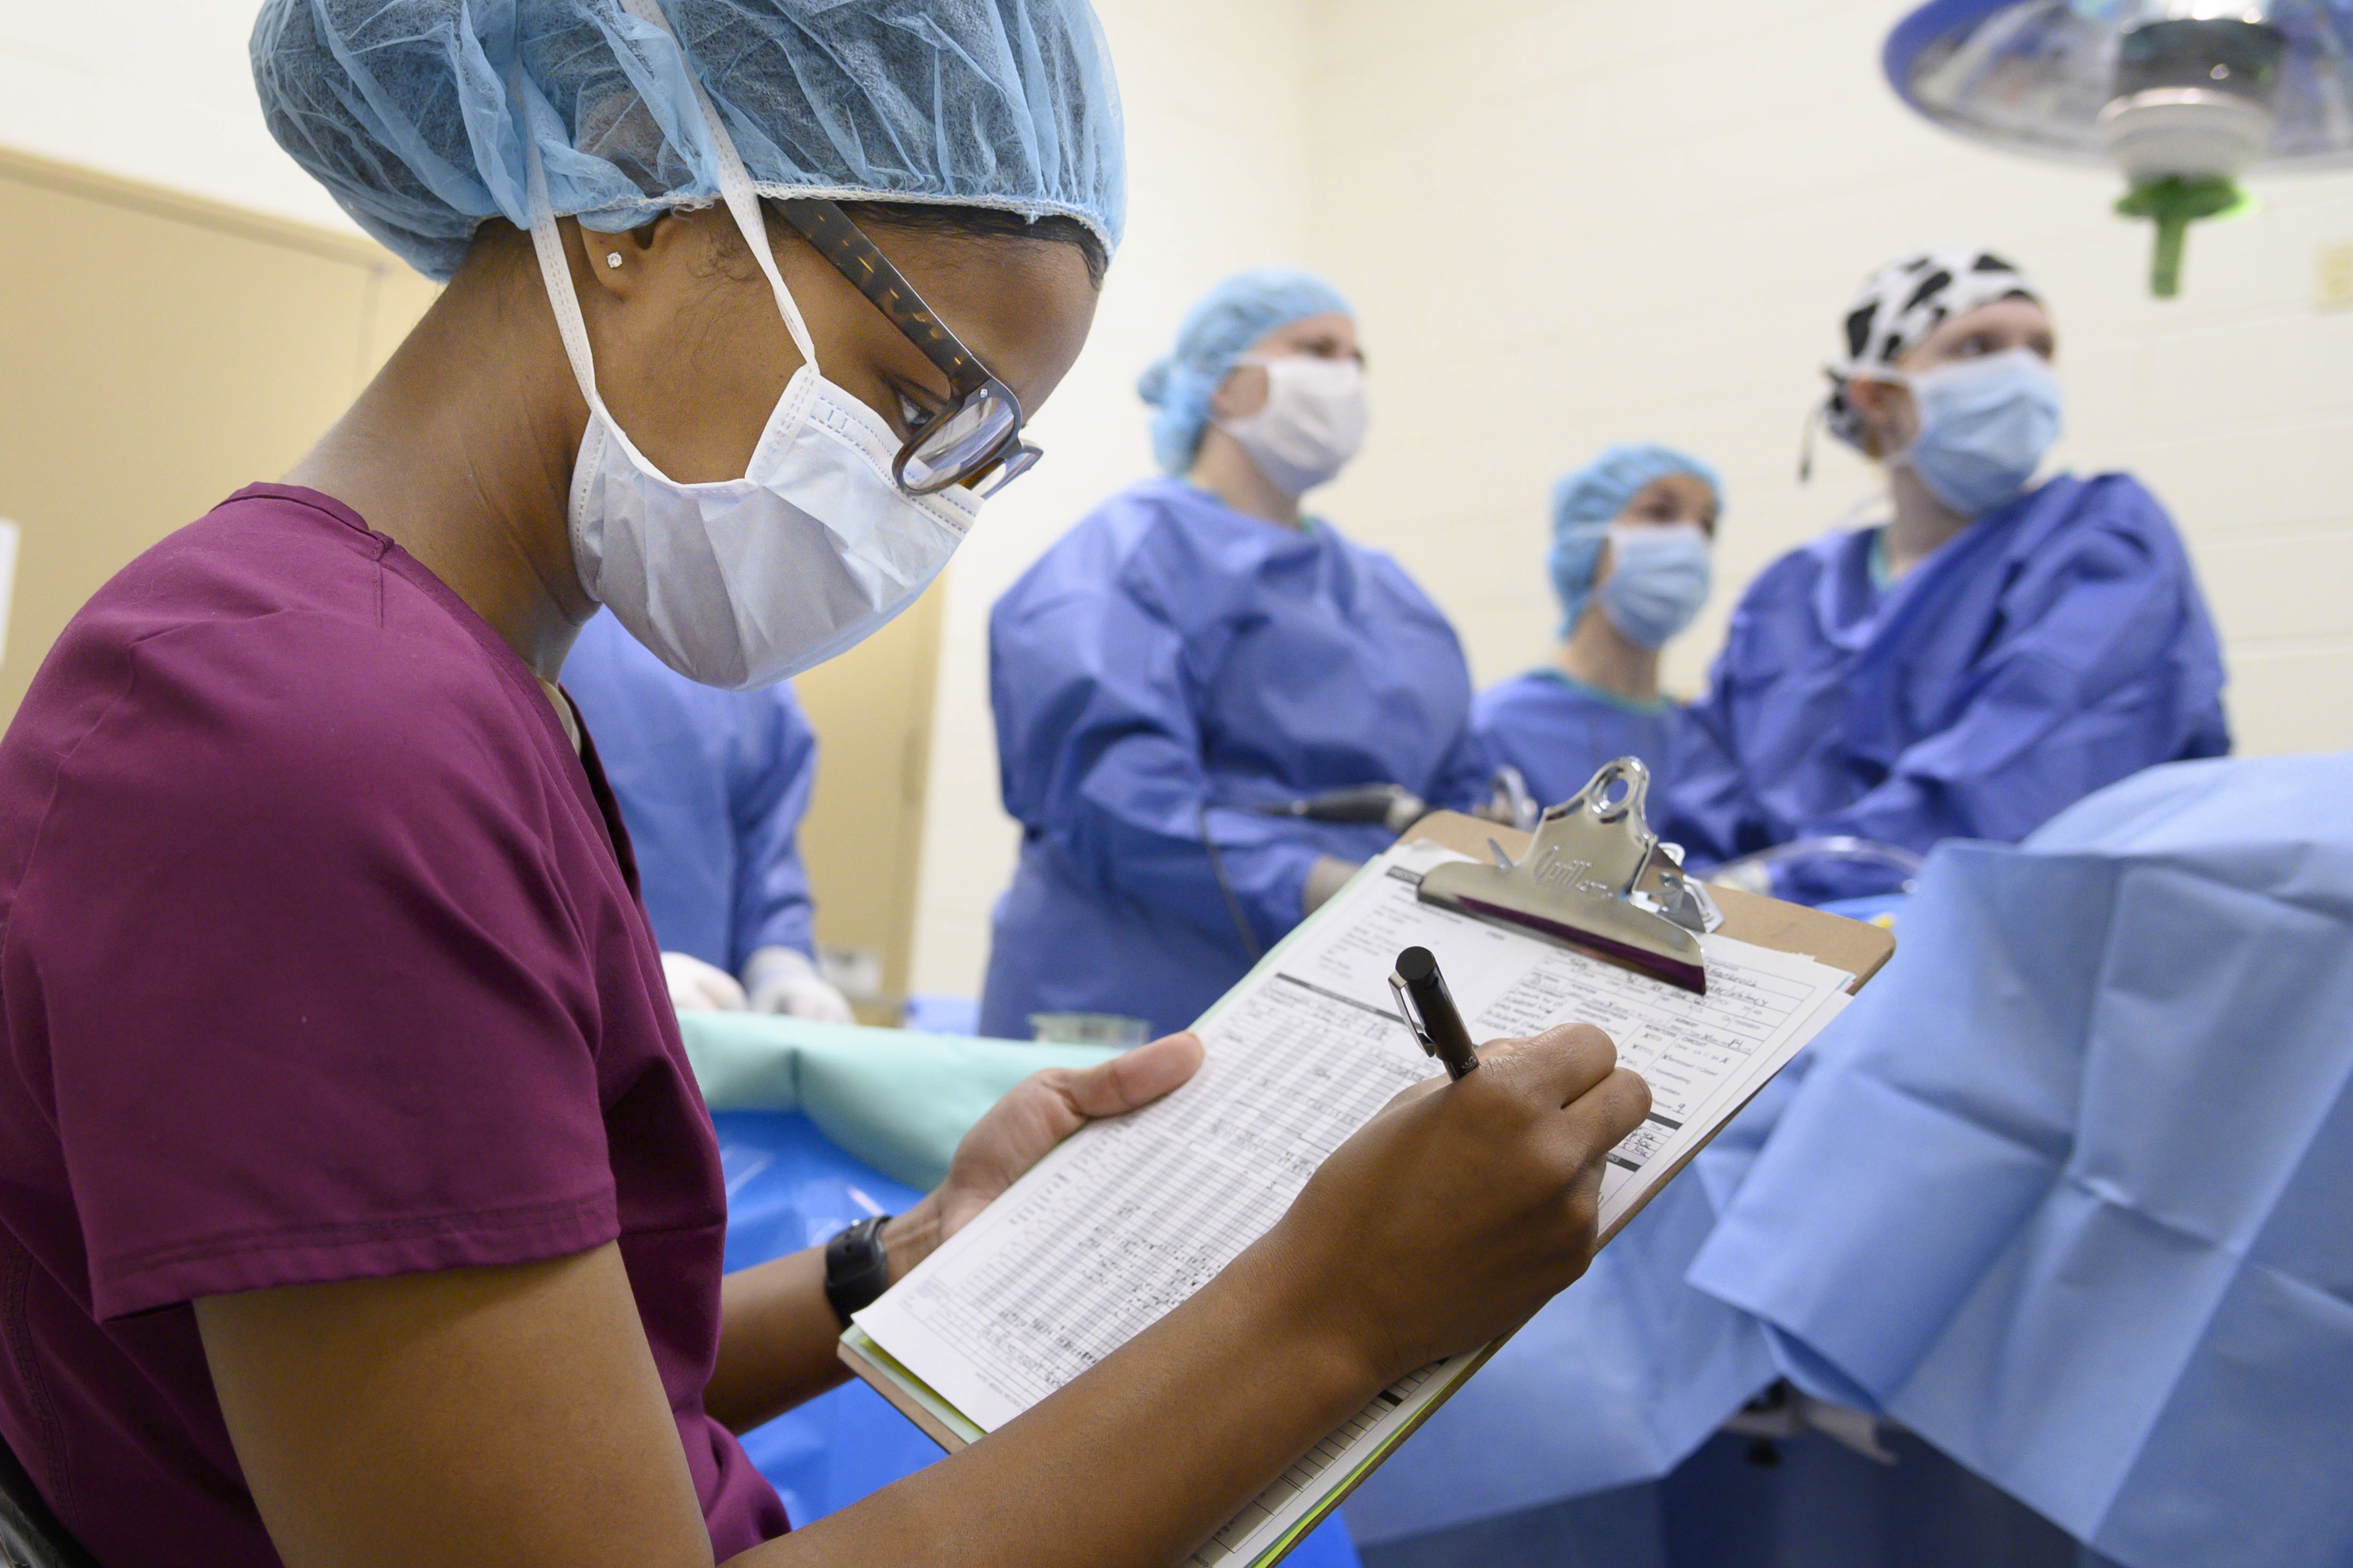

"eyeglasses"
[776,200,1042,499]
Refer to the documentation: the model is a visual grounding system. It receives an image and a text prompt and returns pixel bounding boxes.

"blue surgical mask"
[1897,348,2063,517]
[1599,523,1712,649]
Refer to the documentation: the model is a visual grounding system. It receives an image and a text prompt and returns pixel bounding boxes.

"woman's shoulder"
[25,488,565,825]
[1112,478,1313,571]
[1310,524,1461,626]
[1000,478,1274,625]
[81,484,390,630]
[1994,473,2196,591]
[2032,471,2181,548]
[1009,477,1182,579]
[1321,524,1419,581]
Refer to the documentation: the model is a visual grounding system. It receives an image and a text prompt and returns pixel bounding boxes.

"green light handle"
[2149,212,2190,298]
[2115,176,2246,299]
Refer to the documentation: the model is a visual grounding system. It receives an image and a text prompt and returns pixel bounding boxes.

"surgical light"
[1884,1,2353,295]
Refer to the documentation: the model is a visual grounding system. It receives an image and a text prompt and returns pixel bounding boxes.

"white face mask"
[1214,354,1368,497]
[527,68,975,692]
[1599,522,1713,649]
[1891,348,2064,518]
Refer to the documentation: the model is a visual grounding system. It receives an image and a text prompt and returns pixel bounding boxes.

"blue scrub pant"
[715,1109,1362,1566]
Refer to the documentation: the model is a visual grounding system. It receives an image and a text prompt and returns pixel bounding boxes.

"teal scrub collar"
[1533,668,1677,716]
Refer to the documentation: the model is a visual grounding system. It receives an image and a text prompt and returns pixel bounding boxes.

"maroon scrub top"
[0,485,788,1564]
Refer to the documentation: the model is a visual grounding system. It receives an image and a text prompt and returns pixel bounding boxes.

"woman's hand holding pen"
[1252,1023,1651,1390]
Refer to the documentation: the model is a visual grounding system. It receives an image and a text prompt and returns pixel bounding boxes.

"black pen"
[1388,945,1480,1080]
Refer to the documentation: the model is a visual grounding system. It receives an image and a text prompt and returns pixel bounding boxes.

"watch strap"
[823,1213,893,1327]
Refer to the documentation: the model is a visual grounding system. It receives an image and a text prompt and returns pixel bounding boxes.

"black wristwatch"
[823,1214,894,1327]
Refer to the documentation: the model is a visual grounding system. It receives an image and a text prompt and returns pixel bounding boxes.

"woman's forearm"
[707,1202,944,1433]
[733,1238,1379,1568]
[709,1041,1198,1434]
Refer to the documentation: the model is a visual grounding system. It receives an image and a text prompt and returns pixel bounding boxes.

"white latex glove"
[742,945,858,1023]
[661,950,748,1013]
[1302,855,1361,917]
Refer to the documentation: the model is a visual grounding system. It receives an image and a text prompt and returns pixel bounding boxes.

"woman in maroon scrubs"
[0,5,1647,1565]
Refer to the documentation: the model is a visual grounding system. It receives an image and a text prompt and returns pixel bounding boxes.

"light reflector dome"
[1886,1,2353,294]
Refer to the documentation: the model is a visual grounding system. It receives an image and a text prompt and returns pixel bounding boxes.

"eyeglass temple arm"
[775,200,992,397]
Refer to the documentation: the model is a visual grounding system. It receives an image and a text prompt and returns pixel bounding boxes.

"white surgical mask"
[528,69,974,692]
[1599,522,1712,649]
[1892,348,2064,518]
[1214,354,1368,497]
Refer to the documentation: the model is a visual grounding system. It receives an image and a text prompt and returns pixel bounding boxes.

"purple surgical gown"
[980,478,1487,1041]
[1663,473,2227,903]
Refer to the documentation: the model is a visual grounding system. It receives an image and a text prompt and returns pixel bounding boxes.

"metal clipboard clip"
[1415,757,1720,994]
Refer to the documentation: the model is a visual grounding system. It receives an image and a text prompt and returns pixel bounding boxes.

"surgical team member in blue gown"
[979,270,1489,1042]
[564,610,855,1021]
[1474,445,1721,808]
[1664,249,2229,903]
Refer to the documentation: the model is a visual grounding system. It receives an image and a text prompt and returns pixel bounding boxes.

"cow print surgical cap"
[1820,247,2039,454]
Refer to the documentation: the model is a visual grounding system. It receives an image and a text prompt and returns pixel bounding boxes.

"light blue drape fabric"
[1687,752,2353,1567]
[1360,754,2350,1566]
[677,1012,1112,1190]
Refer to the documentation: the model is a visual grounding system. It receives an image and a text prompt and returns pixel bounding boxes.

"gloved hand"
[1302,855,1361,916]
[742,945,858,1022]
[661,950,748,1013]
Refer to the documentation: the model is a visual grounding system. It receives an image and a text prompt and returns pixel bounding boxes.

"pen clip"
[1388,971,1437,1059]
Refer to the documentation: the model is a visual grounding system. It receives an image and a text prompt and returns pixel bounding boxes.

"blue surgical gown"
[1473,670,1678,810]
[980,478,1489,1041]
[1687,751,2353,1568]
[563,610,820,973]
[1664,474,2228,902]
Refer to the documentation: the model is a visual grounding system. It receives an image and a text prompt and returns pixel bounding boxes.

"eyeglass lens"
[902,384,1021,493]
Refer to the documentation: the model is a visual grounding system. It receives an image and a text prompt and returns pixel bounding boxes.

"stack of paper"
[850,838,1859,1566]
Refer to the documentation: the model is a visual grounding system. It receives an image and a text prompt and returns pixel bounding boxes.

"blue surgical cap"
[1548,444,1724,633]
[253,0,1127,281]
[1136,268,1352,475]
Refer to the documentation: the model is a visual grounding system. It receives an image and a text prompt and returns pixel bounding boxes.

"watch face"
[825,1215,893,1326]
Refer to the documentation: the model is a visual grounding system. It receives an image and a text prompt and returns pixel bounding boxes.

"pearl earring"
[605,253,624,269]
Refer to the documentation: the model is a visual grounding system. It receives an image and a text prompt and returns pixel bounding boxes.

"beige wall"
[0,149,438,722]
[905,0,1321,997]
[908,0,2353,1001]
[793,589,945,1022]
[0,0,361,234]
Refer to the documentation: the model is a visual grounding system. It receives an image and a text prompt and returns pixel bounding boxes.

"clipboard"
[839,764,1898,1542]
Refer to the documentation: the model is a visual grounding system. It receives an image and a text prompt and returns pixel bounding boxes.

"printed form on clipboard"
[844,815,1891,1568]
